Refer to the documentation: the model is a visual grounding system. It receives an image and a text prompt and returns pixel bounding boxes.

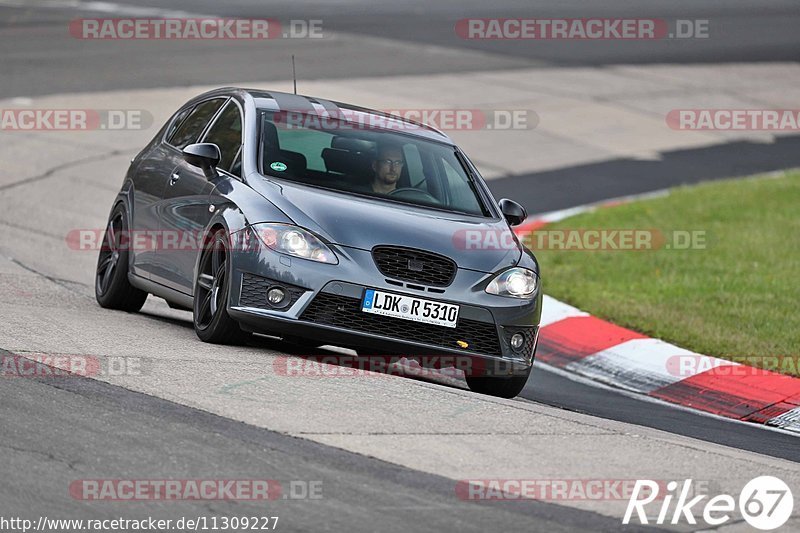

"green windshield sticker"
[270,162,287,172]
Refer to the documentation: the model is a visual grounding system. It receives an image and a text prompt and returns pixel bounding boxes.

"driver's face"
[373,148,404,186]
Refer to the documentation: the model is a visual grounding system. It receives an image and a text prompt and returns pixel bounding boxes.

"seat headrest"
[321,148,354,174]
[321,148,373,180]
[331,137,374,155]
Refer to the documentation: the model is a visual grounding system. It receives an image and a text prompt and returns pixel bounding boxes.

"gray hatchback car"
[95,87,542,398]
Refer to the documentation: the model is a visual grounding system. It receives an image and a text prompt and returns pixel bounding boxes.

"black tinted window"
[201,102,243,173]
[164,106,192,141]
[168,98,225,149]
[230,152,242,178]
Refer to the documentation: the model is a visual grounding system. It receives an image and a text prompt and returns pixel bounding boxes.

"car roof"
[192,87,455,145]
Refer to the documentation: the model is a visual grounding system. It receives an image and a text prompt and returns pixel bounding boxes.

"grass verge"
[530,170,800,376]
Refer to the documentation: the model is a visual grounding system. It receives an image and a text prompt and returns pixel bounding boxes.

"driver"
[370,143,405,194]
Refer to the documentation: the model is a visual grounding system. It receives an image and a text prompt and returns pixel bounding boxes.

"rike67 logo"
[623,476,794,530]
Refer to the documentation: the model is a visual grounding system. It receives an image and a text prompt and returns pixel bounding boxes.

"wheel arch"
[191,209,239,298]
[107,186,135,270]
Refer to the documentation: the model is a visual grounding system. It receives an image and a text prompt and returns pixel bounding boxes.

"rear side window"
[201,102,243,173]
[168,98,226,149]
[277,128,334,172]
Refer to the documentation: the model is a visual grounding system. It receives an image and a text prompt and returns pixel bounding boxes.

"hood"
[251,178,520,273]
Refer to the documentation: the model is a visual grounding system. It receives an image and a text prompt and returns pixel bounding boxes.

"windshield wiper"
[454,150,492,217]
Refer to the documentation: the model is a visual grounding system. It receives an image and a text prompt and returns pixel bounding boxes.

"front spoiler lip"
[228,306,534,377]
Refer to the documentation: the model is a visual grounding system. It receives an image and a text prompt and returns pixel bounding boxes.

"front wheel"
[193,228,250,344]
[465,370,531,399]
[95,204,148,312]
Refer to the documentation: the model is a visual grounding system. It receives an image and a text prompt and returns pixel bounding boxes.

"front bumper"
[227,242,542,378]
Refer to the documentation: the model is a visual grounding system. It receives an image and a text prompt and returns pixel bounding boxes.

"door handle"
[169,173,180,186]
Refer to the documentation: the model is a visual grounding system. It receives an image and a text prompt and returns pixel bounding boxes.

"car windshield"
[257,109,489,216]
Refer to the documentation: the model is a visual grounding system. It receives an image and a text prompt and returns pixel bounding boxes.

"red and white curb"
[514,195,800,434]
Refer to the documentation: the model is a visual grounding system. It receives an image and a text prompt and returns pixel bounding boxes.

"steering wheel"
[388,187,440,204]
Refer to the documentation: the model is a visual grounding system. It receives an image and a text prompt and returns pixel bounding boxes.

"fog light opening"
[510,333,525,351]
[267,286,286,306]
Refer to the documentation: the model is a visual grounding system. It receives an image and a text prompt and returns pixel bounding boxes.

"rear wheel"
[193,228,250,344]
[95,204,148,312]
[465,370,531,399]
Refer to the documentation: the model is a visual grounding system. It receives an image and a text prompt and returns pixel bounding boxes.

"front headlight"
[251,223,338,264]
[486,267,538,298]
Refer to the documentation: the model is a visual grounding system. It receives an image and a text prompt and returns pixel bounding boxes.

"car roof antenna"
[292,55,297,95]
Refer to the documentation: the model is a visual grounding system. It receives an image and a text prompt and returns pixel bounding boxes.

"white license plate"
[361,289,459,328]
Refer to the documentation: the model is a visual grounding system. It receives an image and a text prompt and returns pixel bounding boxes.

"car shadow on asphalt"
[135,305,471,391]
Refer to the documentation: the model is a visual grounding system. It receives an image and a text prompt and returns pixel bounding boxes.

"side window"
[229,150,242,178]
[277,128,333,172]
[164,106,193,141]
[201,102,243,173]
[168,98,226,150]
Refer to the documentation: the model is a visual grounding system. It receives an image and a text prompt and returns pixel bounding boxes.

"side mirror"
[498,198,527,226]
[183,143,221,178]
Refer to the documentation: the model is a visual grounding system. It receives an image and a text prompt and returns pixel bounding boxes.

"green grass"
[531,170,800,376]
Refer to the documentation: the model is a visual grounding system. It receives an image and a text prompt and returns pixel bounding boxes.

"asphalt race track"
[1,1,798,531]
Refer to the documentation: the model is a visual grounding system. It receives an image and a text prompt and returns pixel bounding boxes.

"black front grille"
[301,292,501,356]
[372,246,456,287]
[239,273,306,310]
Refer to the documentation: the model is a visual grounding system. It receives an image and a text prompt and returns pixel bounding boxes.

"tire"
[465,370,531,399]
[95,204,148,312]
[193,228,250,344]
